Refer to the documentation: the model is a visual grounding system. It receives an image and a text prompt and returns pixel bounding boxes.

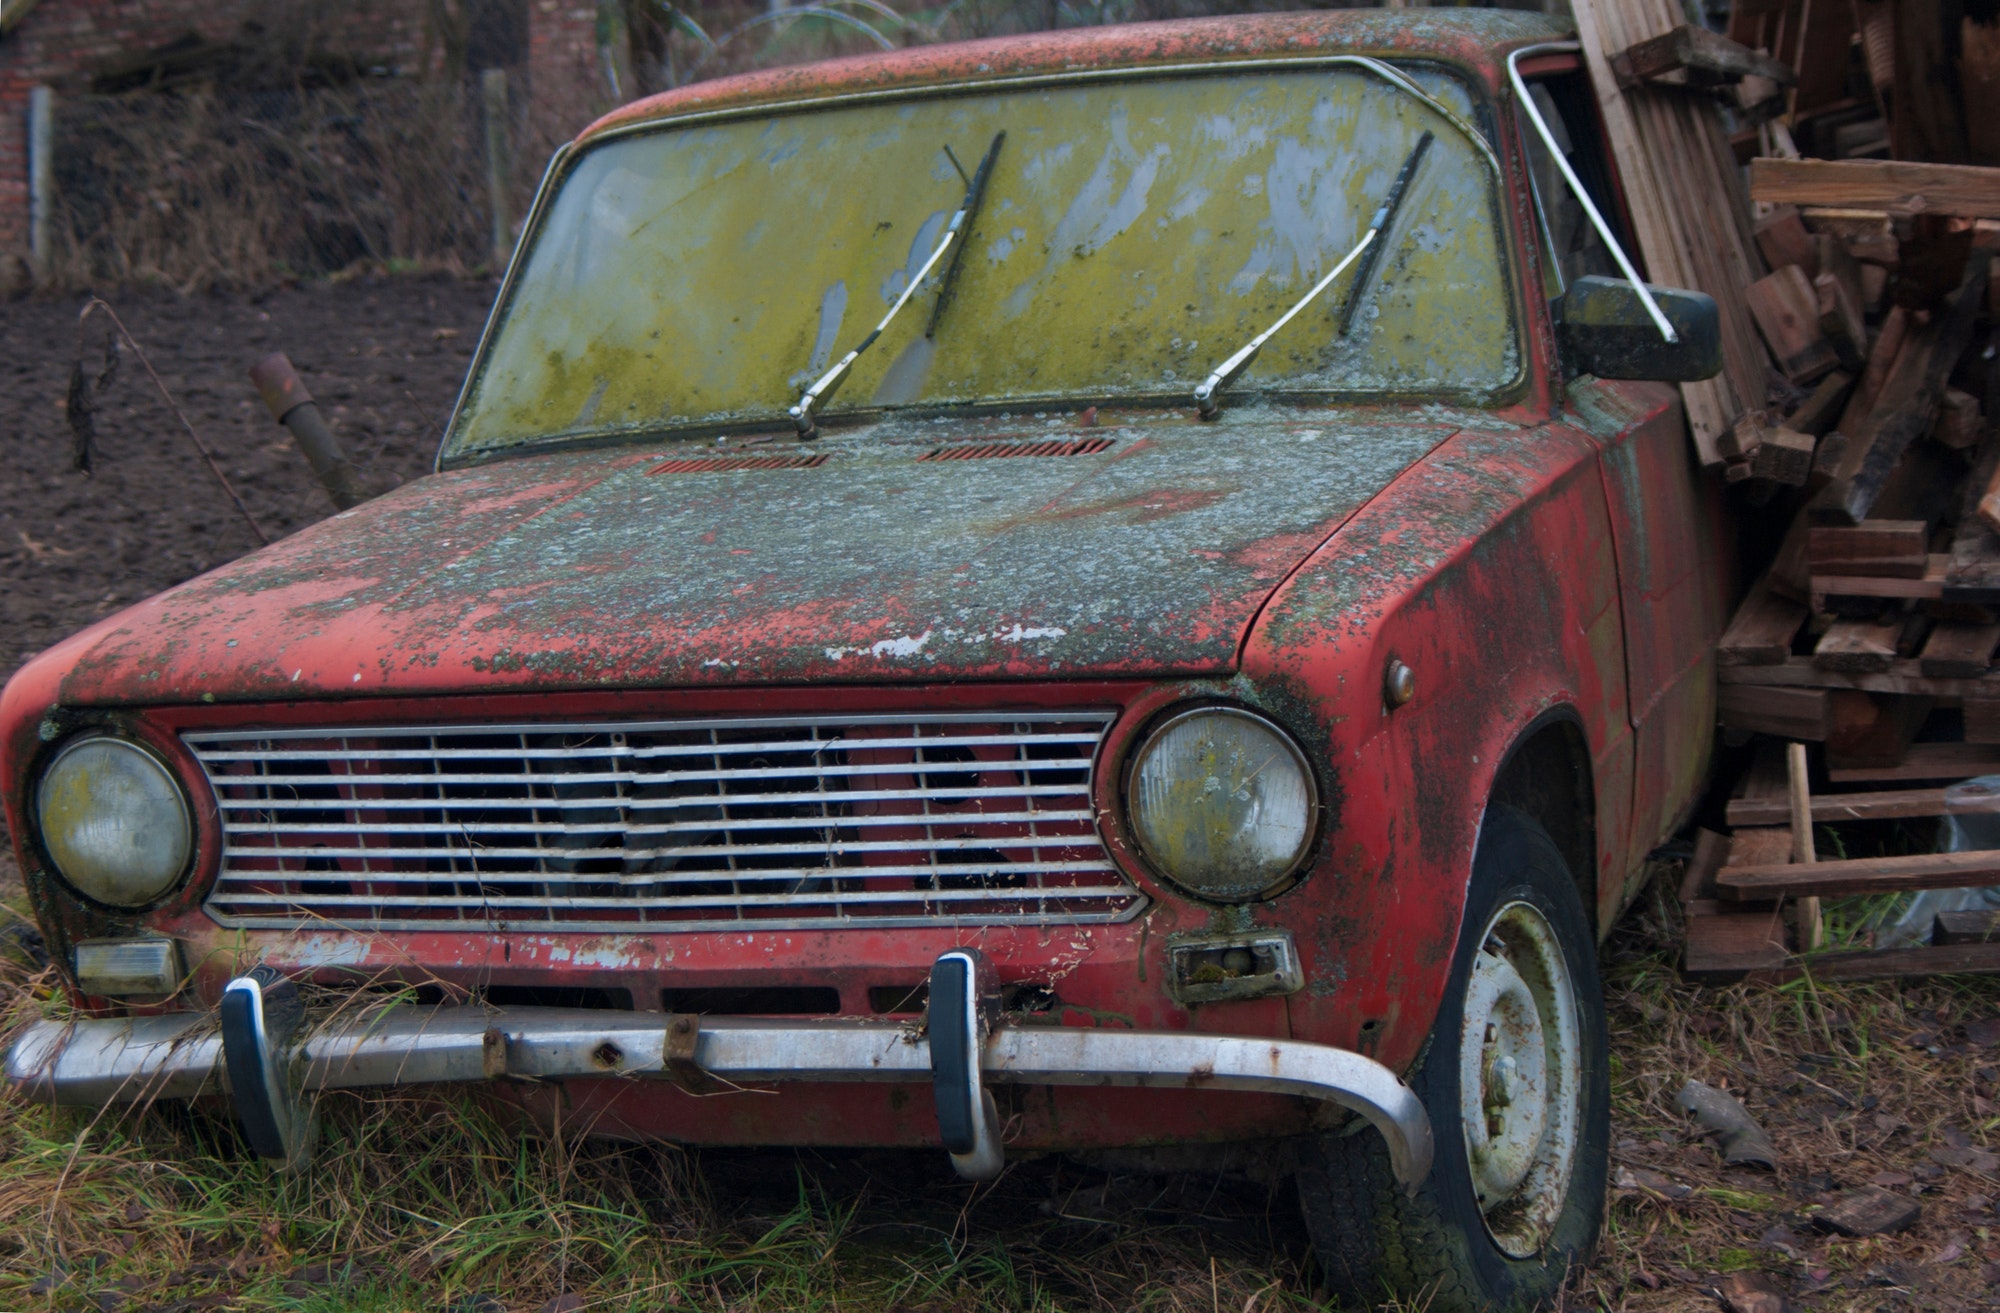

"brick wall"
[0,0,606,280]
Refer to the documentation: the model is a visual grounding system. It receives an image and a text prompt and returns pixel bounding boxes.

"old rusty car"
[2,10,1726,1309]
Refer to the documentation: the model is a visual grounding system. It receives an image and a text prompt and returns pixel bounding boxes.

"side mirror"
[1557,275,1722,382]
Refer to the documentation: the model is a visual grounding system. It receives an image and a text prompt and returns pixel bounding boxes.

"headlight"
[36,736,193,908]
[1126,707,1318,902]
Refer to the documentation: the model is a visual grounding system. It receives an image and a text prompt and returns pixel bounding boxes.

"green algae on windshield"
[449,64,1520,457]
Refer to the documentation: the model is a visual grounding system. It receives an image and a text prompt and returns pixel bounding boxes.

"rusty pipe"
[248,353,362,511]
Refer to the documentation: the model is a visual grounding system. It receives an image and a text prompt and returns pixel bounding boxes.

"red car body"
[1,10,1726,1155]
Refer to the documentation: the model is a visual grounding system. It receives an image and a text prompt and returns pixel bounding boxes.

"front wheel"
[1293,806,1609,1312]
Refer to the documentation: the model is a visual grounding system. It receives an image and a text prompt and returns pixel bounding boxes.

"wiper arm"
[790,131,1006,439]
[1336,130,1433,339]
[1194,130,1434,420]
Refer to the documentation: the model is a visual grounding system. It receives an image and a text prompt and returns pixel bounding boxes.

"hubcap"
[1457,899,1580,1258]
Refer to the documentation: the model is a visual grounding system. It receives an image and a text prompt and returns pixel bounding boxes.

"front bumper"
[6,1004,1434,1187]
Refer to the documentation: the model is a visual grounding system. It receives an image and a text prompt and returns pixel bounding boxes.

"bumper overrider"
[4,950,1433,1188]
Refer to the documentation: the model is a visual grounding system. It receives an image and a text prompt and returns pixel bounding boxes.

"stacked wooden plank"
[1665,0,2000,979]
[1570,1,1776,465]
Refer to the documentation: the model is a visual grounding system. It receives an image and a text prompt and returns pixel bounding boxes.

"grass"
[4,858,2000,1311]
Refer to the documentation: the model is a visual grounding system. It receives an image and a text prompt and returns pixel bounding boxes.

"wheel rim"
[1456,898,1581,1258]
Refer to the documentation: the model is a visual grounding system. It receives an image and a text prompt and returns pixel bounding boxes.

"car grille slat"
[189,712,1141,933]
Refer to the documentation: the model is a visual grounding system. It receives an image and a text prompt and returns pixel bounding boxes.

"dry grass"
[3,851,1999,1311]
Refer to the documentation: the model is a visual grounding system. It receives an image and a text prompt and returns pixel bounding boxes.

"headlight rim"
[1119,702,1323,905]
[33,731,196,912]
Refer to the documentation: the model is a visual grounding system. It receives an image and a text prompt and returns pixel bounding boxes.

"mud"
[0,276,497,681]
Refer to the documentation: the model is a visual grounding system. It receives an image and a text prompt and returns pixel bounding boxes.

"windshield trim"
[437,54,1526,470]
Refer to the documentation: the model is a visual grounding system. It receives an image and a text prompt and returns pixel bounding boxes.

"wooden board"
[1718,683,1831,739]
[1749,158,2000,217]
[1827,741,2000,782]
[1751,939,2000,980]
[1726,783,2000,825]
[1813,618,1903,671]
[1718,847,2000,897]
[1684,903,1790,976]
[1718,653,2000,697]
[1808,521,1928,570]
[1918,621,2000,677]
[1747,265,1840,384]
[1811,553,1949,599]
[1717,575,1809,664]
[1826,689,1932,768]
[1934,909,2000,944]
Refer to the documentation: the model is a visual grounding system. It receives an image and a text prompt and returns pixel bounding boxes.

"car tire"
[1292,804,1608,1313]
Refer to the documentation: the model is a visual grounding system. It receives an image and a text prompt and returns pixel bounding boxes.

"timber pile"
[1584,0,2000,979]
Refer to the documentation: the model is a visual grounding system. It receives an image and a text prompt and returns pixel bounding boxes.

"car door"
[1518,62,1731,882]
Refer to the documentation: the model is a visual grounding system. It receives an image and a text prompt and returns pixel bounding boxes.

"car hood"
[37,408,1485,706]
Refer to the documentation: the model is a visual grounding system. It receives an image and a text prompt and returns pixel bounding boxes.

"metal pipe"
[249,353,362,510]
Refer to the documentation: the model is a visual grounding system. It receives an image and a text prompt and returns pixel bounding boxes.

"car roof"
[577,9,1575,144]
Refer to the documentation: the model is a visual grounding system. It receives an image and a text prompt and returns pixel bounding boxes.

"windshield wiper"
[790,131,1005,439]
[1193,129,1435,420]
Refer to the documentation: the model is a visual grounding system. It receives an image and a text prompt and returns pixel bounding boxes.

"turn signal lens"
[36,736,193,908]
[1127,707,1317,902]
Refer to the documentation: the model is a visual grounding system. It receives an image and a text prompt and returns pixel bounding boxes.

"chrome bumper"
[5,1006,1433,1187]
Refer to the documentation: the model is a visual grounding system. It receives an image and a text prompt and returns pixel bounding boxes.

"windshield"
[447,63,1520,459]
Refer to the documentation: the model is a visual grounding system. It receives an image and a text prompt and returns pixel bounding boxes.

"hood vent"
[920,437,1113,461]
[651,453,828,475]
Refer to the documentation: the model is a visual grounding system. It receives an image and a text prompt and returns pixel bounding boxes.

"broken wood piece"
[1754,204,1818,273]
[1813,619,1904,671]
[1718,409,1768,460]
[1933,909,2000,944]
[1747,264,1841,384]
[1850,306,1911,423]
[1612,24,1798,90]
[1815,270,1867,368]
[1788,370,1854,436]
[1937,387,1983,450]
[1977,454,2000,539]
[1825,689,1932,767]
[1684,903,1789,976]
[1809,253,1991,526]
[1965,698,2000,744]
[1813,1185,1921,1236]
[1727,827,1796,866]
[1749,158,2000,219]
[1718,847,2000,898]
[1786,740,1824,950]
[1751,427,1815,484]
[1918,620,2000,676]
[1947,410,2000,602]
[1678,827,1732,904]
[1717,575,1809,665]
[1719,684,1830,740]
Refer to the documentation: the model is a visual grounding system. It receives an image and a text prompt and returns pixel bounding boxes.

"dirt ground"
[0,276,497,680]
[3,279,2000,1311]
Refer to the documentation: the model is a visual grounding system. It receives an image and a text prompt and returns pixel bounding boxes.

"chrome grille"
[189,713,1141,933]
